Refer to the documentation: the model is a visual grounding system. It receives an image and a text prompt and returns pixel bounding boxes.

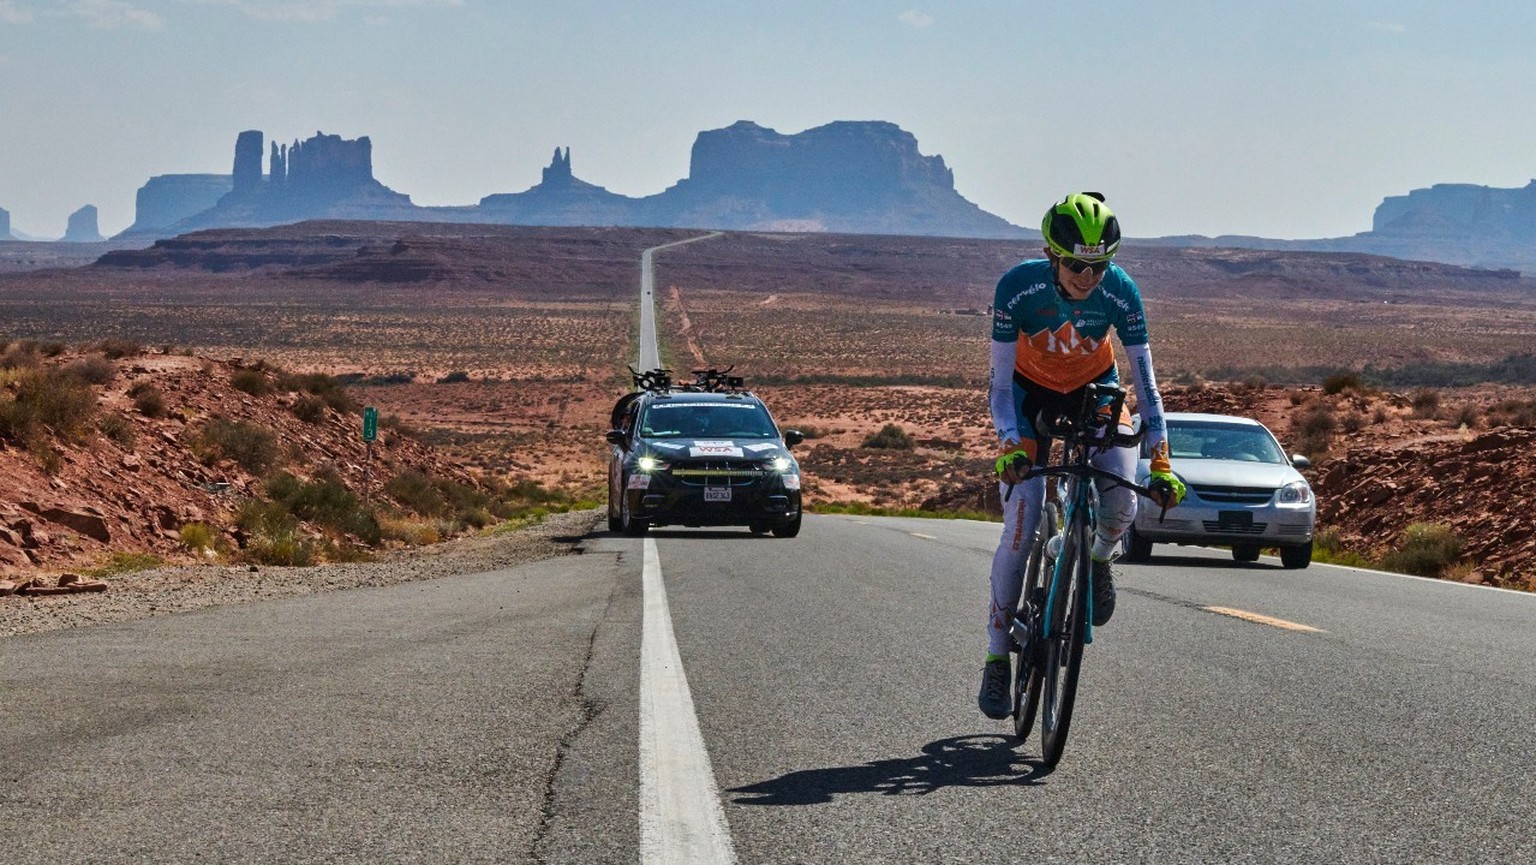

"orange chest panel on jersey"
[1014,322,1117,393]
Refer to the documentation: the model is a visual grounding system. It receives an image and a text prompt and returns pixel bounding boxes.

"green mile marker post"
[363,407,379,503]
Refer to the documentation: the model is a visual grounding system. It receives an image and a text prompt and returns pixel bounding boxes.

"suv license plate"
[704,487,731,503]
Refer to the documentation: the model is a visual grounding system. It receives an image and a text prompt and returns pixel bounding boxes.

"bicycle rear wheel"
[1039,509,1089,767]
[1012,500,1061,741]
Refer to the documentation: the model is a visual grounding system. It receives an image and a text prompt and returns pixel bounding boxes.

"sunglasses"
[1059,256,1109,276]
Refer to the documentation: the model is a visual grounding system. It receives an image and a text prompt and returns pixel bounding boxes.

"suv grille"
[1190,484,1275,505]
[670,461,767,487]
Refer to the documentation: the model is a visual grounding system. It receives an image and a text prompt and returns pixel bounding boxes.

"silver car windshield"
[640,402,780,439]
[1165,421,1287,464]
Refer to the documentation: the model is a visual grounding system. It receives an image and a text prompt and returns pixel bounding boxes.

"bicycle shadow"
[727,735,1052,805]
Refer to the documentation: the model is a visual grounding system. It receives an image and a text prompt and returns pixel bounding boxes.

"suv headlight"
[1277,480,1312,504]
[770,456,793,473]
[637,456,670,472]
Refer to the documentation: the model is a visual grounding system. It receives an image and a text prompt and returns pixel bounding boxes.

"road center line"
[639,537,738,865]
[909,532,937,540]
[1203,605,1325,633]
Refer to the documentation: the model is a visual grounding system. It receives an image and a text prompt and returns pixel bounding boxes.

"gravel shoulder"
[0,509,603,639]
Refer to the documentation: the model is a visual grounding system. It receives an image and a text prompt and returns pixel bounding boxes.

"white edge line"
[639,537,738,865]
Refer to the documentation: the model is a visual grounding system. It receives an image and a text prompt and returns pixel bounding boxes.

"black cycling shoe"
[1091,558,1117,626]
[977,657,1011,720]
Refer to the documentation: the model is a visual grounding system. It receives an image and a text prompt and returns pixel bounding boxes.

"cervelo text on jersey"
[992,259,1148,394]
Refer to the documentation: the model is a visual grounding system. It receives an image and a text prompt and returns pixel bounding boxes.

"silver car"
[1125,412,1316,568]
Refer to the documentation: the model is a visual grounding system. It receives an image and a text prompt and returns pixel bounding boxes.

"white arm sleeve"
[990,339,1020,444]
[1123,342,1167,454]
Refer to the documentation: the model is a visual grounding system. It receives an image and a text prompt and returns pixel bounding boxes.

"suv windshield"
[1165,421,1287,464]
[640,401,780,439]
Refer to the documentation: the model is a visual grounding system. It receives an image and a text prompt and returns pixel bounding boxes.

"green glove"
[995,441,1031,479]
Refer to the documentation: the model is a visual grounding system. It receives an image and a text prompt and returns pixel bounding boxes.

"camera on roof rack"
[629,365,674,393]
[690,365,742,393]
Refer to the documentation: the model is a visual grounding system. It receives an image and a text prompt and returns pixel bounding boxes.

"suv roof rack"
[629,364,746,394]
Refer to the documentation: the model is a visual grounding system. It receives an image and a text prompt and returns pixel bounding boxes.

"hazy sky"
[3,1,1534,240]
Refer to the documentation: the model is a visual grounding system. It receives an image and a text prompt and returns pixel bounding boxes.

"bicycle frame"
[1008,382,1156,766]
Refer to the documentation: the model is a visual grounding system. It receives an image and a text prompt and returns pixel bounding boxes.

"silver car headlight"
[1277,480,1312,505]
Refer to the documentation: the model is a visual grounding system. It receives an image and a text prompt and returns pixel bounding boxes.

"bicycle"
[1003,382,1169,768]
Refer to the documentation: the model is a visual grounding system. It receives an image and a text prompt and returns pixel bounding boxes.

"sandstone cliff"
[63,206,103,243]
[121,122,1024,241]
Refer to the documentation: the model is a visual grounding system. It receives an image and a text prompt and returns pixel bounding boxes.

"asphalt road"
[5,514,1533,863]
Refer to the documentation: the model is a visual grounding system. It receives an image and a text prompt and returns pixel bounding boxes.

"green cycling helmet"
[1042,192,1121,262]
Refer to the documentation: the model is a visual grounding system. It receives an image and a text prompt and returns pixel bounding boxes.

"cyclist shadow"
[727,735,1052,805]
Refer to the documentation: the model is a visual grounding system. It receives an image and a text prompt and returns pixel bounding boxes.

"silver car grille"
[1201,520,1270,534]
[1190,484,1276,505]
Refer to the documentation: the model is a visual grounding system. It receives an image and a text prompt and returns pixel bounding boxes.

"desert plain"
[1,222,1534,589]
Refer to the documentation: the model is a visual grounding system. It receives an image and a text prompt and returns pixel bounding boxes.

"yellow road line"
[1202,606,1325,633]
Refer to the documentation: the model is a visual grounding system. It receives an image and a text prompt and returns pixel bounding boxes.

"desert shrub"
[0,341,43,370]
[179,522,218,552]
[276,371,359,413]
[1452,404,1480,429]
[1287,389,1308,406]
[1410,388,1441,419]
[1339,411,1368,434]
[243,530,318,566]
[291,395,327,423]
[437,370,471,384]
[1380,522,1463,578]
[130,383,167,417]
[1,367,99,444]
[98,411,136,447]
[92,338,143,359]
[1322,371,1362,395]
[1487,398,1536,427]
[265,470,381,545]
[383,469,565,532]
[862,423,916,450]
[378,514,441,546]
[230,368,273,396]
[1240,375,1268,392]
[234,499,318,566]
[1372,406,1390,424]
[1292,401,1336,459]
[385,469,446,517]
[1310,526,1373,568]
[194,418,280,474]
[66,354,116,385]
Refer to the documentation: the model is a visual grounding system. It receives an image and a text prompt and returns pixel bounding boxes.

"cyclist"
[979,192,1185,720]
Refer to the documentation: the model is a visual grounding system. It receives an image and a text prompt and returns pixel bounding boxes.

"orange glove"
[1147,441,1187,507]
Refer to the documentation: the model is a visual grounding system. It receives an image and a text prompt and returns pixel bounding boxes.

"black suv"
[606,368,804,537]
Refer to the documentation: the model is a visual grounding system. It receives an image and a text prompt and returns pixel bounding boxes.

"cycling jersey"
[989,259,1166,455]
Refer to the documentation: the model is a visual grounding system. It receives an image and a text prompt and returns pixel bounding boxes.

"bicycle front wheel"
[1013,500,1062,742]
[1039,510,1089,768]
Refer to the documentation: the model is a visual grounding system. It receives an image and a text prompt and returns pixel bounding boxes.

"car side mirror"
[783,429,804,447]
[605,429,627,446]
[1290,454,1312,469]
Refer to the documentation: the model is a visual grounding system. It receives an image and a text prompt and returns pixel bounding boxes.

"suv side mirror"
[783,429,804,447]
[605,429,627,446]
[1290,454,1312,469]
